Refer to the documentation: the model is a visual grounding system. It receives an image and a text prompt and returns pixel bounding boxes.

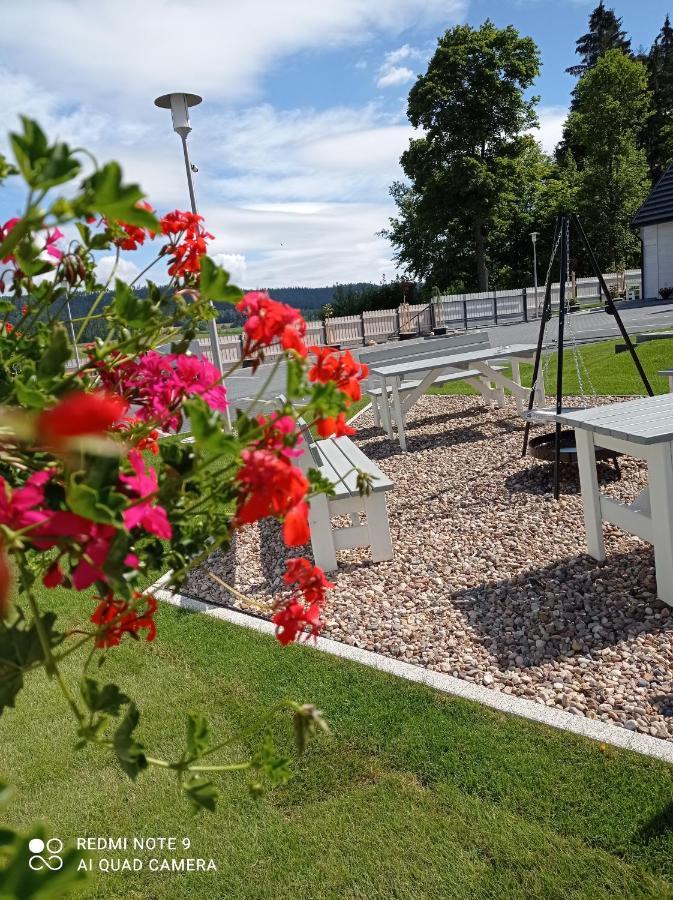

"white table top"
[369,343,538,377]
[554,393,673,445]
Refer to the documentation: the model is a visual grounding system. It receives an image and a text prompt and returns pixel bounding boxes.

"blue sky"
[0,0,669,288]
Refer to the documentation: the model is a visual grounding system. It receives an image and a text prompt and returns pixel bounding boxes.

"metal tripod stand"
[521,213,653,500]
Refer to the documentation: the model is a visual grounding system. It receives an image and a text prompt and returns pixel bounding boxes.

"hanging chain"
[536,224,564,400]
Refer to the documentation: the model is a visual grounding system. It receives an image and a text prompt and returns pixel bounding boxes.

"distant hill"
[10,282,377,340]
[254,284,375,310]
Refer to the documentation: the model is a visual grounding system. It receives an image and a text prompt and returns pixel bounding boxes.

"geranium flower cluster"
[234,412,310,548]
[91,592,158,648]
[95,350,228,432]
[272,557,334,645]
[237,291,308,364]
[102,204,213,281]
[160,210,214,279]
[308,347,369,438]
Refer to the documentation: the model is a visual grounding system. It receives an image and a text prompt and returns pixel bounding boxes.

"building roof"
[632,163,673,228]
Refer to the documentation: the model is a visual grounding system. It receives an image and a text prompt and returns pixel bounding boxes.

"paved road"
[224,300,673,408]
[489,300,673,347]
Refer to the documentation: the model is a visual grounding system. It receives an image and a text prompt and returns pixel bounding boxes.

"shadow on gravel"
[363,416,525,461]
[449,547,673,670]
[503,459,622,498]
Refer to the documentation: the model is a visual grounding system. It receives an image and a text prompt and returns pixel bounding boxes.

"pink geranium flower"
[120,450,172,539]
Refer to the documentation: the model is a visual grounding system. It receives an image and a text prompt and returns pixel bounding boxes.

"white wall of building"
[642,222,673,298]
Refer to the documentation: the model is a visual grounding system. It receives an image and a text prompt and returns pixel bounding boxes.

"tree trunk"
[473,218,489,291]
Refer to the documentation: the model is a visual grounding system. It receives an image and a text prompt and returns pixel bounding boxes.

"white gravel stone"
[182,395,673,742]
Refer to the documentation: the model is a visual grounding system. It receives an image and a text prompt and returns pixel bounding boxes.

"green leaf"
[14,378,50,410]
[14,239,54,277]
[183,776,218,814]
[184,397,237,456]
[286,356,308,399]
[0,299,13,314]
[199,256,243,304]
[0,612,62,715]
[66,479,124,526]
[10,116,81,190]
[186,714,211,757]
[109,279,159,329]
[80,678,130,716]
[112,703,148,780]
[37,323,71,378]
[0,216,30,262]
[81,162,158,229]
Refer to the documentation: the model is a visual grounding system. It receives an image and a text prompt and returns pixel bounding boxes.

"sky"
[0,0,669,288]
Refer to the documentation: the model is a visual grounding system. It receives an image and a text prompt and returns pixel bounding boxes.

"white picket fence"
[65,269,643,368]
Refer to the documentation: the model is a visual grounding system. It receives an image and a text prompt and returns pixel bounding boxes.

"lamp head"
[530,231,539,244]
[154,92,202,137]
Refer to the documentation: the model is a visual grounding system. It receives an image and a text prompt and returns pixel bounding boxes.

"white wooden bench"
[360,333,507,428]
[295,418,394,572]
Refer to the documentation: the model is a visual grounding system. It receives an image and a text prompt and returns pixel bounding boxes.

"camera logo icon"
[28,837,64,871]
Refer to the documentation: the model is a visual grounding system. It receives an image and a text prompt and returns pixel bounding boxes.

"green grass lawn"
[429,336,673,398]
[2,587,673,899]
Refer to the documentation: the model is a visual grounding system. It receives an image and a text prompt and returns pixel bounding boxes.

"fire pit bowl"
[528,429,621,475]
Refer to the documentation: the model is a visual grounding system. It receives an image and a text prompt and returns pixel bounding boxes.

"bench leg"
[364,493,393,563]
[510,361,524,414]
[575,429,605,561]
[372,396,381,428]
[648,442,673,606]
[308,493,338,572]
[379,384,393,437]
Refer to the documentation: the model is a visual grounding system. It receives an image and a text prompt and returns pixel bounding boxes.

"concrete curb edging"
[151,582,673,765]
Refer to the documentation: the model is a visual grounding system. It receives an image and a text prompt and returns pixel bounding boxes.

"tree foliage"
[385,20,542,292]
[644,14,673,181]
[566,50,652,269]
[566,1,631,77]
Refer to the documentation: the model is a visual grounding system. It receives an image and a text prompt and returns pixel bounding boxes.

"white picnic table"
[369,343,540,450]
[555,394,673,606]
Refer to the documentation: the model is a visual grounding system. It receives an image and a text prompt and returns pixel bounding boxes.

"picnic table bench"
[369,342,540,450]
[555,394,673,606]
[360,333,508,428]
[295,419,394,572]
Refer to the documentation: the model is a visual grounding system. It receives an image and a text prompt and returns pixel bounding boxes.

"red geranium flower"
[38,391,128,446]
[308,347,368,402]
[91,592,157,648]
[272,557,334,645]
[237,292,307,360]
[283,500,310,546]
[234,449,308,527]
[315,413,356,439]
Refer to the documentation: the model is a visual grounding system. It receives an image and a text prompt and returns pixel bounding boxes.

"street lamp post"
[530,231,540,316]
[154,92,224,376]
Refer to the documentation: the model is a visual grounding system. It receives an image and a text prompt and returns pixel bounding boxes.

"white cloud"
[96,256,140,284]
[0,1,466,111]
[377,66,415,88]
[212,252,247,286]
[530,106,568,156]
[376,44,421,89]
[0,2,462,287]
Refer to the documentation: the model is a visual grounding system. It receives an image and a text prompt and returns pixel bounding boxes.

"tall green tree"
[385,21,541,291]
[644,14,673,181]
[566,1,631,77]
[566,50,652,269]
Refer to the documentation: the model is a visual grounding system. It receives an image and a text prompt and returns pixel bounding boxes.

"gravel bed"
[182,395,673,741]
